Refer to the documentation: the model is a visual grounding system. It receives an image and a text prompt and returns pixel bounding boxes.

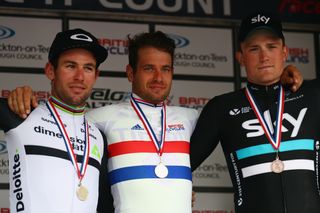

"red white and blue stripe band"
[46,97,90,183]
[245,85,285,150]
[130,94,166,157]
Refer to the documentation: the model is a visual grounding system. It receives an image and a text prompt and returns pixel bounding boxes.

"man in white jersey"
[0,28,114,213]
[90,31,199,213]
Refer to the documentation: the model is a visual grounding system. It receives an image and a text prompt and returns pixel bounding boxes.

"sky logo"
[0,141,7,155]
[0,26,15,39]
[168,34,190,48]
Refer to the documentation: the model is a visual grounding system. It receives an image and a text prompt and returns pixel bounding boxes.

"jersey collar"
[48,96,86,115]
[246,81,290,100]
[131,93,164,108]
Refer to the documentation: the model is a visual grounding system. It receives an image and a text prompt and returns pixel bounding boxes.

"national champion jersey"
[190,80,320,213]
[87,96,198,213]
[0,98,105,213]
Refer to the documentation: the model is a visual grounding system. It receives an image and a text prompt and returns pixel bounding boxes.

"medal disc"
[155,163,168,178]
[271,159,284,173]
[76,185,89,201]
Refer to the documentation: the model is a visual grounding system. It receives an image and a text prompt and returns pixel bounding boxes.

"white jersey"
[5,98,104,213]
[87,95,198,213]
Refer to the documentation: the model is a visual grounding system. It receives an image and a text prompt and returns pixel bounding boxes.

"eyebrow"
[63,60,96,67]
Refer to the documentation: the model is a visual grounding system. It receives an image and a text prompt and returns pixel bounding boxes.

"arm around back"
[190,97,221,171]
[0,97,25,132]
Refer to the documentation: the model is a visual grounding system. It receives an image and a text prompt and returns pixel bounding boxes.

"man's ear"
[283,45,289,62]
[126,64,134,82]
[44,62,55,81]
[95,69,100,81]
[235,51,244,66]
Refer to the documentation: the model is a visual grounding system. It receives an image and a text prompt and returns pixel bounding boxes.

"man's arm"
[8,86,38,119]
[190,98,221,171]
[281,65,303,92]
[97,132,114,213]
[0,97,24,132]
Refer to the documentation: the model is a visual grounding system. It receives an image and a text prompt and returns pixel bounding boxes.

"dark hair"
[128,31,176,71]
[49,57,59,70]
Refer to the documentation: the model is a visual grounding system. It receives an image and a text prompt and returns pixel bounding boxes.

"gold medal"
[76,184,89,201]
[271,158,284,173]
[155,162,168,178]
[47,99,91,202]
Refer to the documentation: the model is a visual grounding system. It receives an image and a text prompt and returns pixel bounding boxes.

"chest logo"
[131,124,144,130]
[242,108,307,138]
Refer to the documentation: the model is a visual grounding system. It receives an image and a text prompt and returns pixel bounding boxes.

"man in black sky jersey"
[190,11,320,213]
[0,28,114,213]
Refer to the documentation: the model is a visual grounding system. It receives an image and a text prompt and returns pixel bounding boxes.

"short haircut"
[128,31,176,71]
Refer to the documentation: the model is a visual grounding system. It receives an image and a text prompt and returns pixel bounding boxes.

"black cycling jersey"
[190,80,320,213]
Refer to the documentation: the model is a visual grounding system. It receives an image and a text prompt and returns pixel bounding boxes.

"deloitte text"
[12,153,25,212]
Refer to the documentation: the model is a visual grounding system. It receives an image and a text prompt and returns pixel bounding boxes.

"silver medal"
[155,162,168,178]
[271,158,284,173]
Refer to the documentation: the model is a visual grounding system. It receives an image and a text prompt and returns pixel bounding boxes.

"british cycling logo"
[0,140,7,155]
[230,107,251,116]
[168,34,190,48]
[0,26,15,39]
[229,109,241,116]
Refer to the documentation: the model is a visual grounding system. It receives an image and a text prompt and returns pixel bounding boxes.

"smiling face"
[237,30,288,86]
[45,48,99,107]
[126,46,173,104]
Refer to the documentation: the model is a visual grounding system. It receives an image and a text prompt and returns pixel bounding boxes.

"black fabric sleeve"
[0,97,24,132]
[190,97,221,171]
[97,132,114,213]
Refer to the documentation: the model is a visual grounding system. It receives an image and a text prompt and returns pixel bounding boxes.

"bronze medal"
[271,158,284,173]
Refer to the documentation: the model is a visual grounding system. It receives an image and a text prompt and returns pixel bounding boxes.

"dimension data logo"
[168,34,189,48]
[0,140,7,155]
[0,26,15,39]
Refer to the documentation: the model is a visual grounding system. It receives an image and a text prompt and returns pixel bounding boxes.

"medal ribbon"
[46,97,90,183]
[130,94,166,157]
[244,85,285,150]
